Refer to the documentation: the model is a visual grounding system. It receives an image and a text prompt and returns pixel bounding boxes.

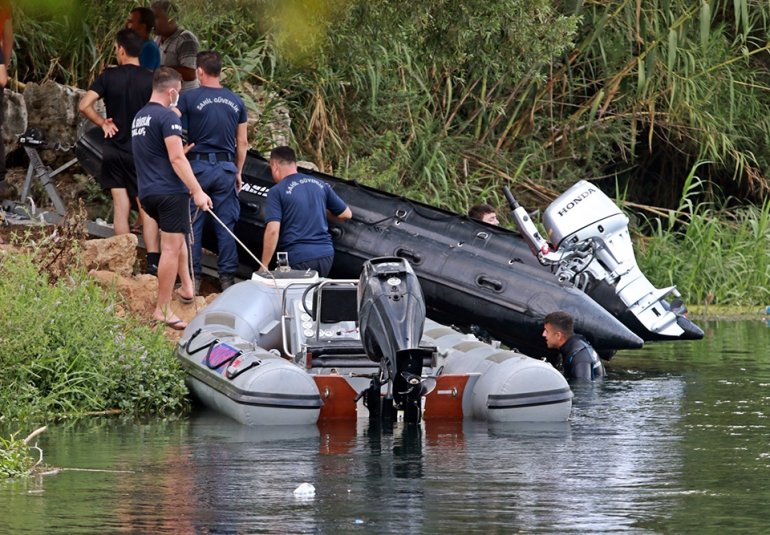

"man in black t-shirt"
[79,28,160,272]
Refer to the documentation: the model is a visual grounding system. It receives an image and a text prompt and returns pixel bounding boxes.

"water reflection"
[2,320,770,533]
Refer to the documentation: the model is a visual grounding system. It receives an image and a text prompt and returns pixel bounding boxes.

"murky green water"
[2,319,769,534]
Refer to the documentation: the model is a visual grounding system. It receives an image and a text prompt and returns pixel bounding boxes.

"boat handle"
[395,247,422,265]
[476,275,503,292]
[186,330,217,355]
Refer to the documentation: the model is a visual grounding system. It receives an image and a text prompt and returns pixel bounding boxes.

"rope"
[188,206,199,312]
[197,207,278,287]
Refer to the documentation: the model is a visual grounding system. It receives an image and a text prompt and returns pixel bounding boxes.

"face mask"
[169,89,179,108]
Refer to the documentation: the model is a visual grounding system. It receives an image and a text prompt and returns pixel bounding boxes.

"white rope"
[199,207,278,286]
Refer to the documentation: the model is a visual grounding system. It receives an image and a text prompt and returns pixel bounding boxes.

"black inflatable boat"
[75,128,703,360]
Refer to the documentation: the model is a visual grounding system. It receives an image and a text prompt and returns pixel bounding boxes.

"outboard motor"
[506,181,703,342]
[357,257,434,424]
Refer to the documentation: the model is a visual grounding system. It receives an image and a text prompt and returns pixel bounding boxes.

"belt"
[188,152,234,163]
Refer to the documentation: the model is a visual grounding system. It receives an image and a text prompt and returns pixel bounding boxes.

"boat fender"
[224,353,263,380]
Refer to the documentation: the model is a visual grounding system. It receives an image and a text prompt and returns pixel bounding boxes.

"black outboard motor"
[358,257,434,424]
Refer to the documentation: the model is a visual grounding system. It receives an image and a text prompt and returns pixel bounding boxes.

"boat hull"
[176,275,573,425]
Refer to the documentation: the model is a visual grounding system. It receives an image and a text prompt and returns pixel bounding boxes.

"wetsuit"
[559,334,605,380]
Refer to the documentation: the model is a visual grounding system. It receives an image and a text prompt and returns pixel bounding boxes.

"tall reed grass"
[635,168,770,305]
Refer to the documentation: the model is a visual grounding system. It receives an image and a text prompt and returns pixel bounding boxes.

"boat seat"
[314,284,359,324]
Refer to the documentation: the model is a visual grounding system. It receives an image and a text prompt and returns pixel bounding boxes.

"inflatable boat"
[176,257,573,426]
[75,128,701,361]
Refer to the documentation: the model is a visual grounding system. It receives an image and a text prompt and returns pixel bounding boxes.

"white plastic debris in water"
[293,482,315,498]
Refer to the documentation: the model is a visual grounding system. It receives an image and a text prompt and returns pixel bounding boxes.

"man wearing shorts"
[132,67,212,329]
[79,28,160,272]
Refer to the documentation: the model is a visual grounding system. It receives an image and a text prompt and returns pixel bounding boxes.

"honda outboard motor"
[358,257,434,423]
[507,181,703,341]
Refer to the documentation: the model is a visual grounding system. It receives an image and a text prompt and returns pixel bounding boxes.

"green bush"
[0,248,189,422]
[635,170,770,306]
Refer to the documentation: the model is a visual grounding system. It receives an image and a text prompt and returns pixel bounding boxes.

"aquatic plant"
[0,433,35,478]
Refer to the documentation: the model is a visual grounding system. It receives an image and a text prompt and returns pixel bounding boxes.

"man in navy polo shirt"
[260,146,352,277]
[132,67,212,329]
[177,50,248,291]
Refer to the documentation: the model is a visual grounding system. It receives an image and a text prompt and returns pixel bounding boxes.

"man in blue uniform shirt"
[260,146,352,277]
[132,67,212,329]
[543,310,605,380]
[177,50,248,291]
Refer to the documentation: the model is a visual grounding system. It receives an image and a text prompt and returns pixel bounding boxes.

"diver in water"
[542,310,605,381]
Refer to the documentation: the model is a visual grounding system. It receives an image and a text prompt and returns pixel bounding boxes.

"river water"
[1,319,769,534]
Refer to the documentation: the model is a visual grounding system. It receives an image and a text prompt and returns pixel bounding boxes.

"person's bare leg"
[137,198,160,253]
[153,230,186,327]
[176,233,195,299]
[111,188,131,235]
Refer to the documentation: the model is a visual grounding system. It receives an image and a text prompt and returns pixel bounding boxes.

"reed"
[635,167,770,305]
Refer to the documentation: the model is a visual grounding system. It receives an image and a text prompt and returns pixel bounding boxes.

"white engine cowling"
[541,180,685,339]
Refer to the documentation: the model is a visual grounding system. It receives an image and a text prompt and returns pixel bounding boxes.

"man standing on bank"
[152,1,199,93]
[126,7,161,70]
[542,310,605,380]
[260,147,352,277]
[131,67,212,329]
[79,28,161,274]
[177,50,248,291]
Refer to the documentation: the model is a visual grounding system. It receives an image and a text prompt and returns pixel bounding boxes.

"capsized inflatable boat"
[175,257,572,426]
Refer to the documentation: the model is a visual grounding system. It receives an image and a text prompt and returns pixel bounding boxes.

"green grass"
[0,238,189,423]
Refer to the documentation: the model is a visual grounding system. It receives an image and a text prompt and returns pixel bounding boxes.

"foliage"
[0,243,189,422]
[552,0,770,209]
[12,1,770,210]
[635,163,770,306]
[0,433,35,479]
[12,0,770,301]
[13,0,128,86]
[253,0,580,211]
